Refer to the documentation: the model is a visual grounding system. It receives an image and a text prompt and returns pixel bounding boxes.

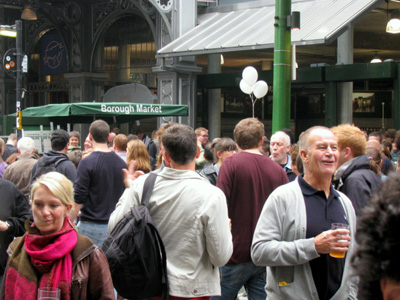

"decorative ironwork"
[92,1,118,40]
[161,18,171,48]
[63,2,82,24]
[71,84,81,103]
[0,0,23,5]
[160,79,173,123]
[119,0,132,10]
[139,0,156,15]
[26,81,69,92]
[72,36,82,71]
[25,17,47,43]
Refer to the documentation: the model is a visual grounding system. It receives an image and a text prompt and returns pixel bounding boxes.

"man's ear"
[164,151,172,164]
[344,147,353,159]
[259,138,264,147]
[89,133,93,141]
[300,149,307,164]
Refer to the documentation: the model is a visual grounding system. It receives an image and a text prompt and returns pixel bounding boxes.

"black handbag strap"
[141,172,158,206]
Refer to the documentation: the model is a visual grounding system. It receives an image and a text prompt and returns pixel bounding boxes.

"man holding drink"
[251,126,358,300]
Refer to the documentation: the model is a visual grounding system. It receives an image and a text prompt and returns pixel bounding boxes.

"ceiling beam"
[354,30,400,50]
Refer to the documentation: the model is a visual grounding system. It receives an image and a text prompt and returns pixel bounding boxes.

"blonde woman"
[0,172,114,300]
[126,139,152,174]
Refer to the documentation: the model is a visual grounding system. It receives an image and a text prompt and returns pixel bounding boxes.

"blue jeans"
[77,220,109,248]
[211,262,266,300]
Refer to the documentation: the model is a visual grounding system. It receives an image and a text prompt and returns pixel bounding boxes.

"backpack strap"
[54,156,68,167]
[140,173,169,300]
[152,224,169,300]
[141,173,158,206]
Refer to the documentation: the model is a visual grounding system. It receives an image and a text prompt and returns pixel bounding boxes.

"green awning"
[9,102,188,125]
[21,102,188,118]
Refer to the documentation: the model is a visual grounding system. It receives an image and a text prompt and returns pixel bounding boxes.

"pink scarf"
[4,217,78,300]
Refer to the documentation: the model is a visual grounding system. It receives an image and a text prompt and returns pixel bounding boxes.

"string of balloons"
[239,66,268,118]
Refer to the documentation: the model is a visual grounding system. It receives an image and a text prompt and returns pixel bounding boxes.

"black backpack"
[102,173,168,300]
[31,156,67,182]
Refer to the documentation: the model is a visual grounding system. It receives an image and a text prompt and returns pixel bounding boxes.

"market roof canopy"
[157,0,381,58]
[11,102,188,125]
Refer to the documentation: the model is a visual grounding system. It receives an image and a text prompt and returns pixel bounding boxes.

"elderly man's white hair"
[17,137,35,154]
[270,131,291,146]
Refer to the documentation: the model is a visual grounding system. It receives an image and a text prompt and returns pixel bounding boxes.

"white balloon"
[239,79,253,95]
[252,80,269,98]
[242,66,258,86]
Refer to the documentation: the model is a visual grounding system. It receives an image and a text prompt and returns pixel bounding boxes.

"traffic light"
[3,48,17,78]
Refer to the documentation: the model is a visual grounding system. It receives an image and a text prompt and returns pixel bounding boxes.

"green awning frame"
[8,102,188,125]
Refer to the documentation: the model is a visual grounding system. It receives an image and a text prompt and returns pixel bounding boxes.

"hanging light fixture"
[385,0,400,33]
[371,52,382,63]
[386,13,400,33]
[21,3,37,21]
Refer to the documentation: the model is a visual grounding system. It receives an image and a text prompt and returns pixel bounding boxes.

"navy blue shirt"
[298,175,348,300]
[74,151,127,223]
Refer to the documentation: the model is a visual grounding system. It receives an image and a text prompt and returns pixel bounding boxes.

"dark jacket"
[0,179,31,276]
[142,135,158,161]
[333,154,381,215]
[3,231,114,300]
[31,150,77,183]
[1,144,17,162]
[198,163,218,186]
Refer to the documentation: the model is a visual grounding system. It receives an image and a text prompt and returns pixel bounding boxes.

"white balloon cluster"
[239,66,268,117]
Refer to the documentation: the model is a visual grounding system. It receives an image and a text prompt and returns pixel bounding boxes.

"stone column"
[208,54,221,139]
[64,72,109,103]
[153,0,201,129]
[117,44,130,83]
[337,26,354,124]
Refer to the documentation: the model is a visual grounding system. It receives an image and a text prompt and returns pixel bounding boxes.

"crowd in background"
[0,119,400,300]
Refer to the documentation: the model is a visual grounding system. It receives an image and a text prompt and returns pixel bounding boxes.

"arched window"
[93,15,156,89]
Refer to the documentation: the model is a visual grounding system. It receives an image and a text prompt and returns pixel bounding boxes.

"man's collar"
[298,174,339,198]
[334,157,356,179]
[281,154,292,170]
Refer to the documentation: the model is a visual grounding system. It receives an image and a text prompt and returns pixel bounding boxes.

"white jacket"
[109,167,233,297]
[251,180,358,300]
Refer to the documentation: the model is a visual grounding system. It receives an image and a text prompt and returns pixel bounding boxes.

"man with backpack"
[31,129,77,183]
[109,124,233,299]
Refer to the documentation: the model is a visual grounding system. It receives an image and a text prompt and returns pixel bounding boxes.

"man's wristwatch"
[3,220,10,228]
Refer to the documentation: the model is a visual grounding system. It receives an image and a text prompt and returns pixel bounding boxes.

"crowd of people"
[0,119,400,300]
